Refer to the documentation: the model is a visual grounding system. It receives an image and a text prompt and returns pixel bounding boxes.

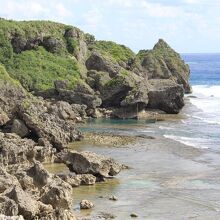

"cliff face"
[0,19,191,118]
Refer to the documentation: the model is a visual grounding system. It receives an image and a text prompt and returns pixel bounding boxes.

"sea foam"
[163,135,209,149]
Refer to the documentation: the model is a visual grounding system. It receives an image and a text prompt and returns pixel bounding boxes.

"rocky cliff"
[0,19,191,119]
[0,19,191,219]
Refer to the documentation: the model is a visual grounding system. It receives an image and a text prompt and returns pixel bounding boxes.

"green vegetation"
[0,64,21,86]
[9,47,80,91]
[0,19,81,91]
[92,41,135,63]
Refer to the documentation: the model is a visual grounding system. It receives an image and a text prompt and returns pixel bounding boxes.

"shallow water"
[66,99,220,219]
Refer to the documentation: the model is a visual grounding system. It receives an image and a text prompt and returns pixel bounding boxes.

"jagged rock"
[0,108,9,126]
[59,151,123,177]
[64,28,79,38]
[48,101,87,122]
[5,186,39,219]
[0,81,26,119]
[0,133,36,166]
[0,166,20,193]
[54,80,102,109]
[58,173,96,187]
[39,209,77,220]
[40,178,72,209]
[17,98,83,150]
[0,132,54,166]
[0,196,19,216]
[27,162,51,187]
[148,79,184,113]
[11,119,29,138]
[80,200,94,209]
[138,39,191,93]
[86,52,121,78]
[120,80,149,107]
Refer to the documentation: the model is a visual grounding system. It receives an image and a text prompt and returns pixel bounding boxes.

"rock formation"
[0,18,191,219]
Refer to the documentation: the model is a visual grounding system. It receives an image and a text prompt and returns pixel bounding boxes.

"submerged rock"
[80,200,94,209]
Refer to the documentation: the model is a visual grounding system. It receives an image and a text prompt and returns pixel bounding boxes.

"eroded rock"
[148,79,184,114]
[59,151,123,177]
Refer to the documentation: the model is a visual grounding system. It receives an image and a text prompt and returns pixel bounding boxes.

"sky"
[0,0,220,53]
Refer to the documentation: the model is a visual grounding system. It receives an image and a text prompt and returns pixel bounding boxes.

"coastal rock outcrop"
[59,151,123,177]
[148,79,185,113]
[138,39,191,93]
[16,98,83,150]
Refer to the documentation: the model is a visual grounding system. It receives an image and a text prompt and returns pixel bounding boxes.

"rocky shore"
[0,19,191,219]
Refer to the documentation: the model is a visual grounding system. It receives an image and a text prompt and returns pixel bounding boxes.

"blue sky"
[0,0,220,53]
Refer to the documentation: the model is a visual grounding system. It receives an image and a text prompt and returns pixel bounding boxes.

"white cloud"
[107,0,133,7]
[54,3,71,18]
[0,0,72,20]
[83,8,103,28]
[141,0,184,18]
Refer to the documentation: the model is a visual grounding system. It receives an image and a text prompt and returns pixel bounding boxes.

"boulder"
[54,80,102,109]
[11,119,29,138]
[80,200,94,209]
[40,179,72,209]
[5,186,39,219]
[59,151,123,177]
[11,35,43,53]
[27,162,51,187]
[147,79,184,113]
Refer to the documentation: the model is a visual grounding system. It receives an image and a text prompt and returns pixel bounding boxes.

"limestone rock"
[0,215,24,220]
[17,98,83,150]
[11,119,29,138]
[138,39,191,93]
[59,151,123,177]
[0,196,19,216]
[148,79,184,113]
[5,186,39,219]
[54,80,102,109]
[86,52,121,78]
[80,200,94,209]
[58,173,96,187]
[0,108,9,126]
[40,178,72,209]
